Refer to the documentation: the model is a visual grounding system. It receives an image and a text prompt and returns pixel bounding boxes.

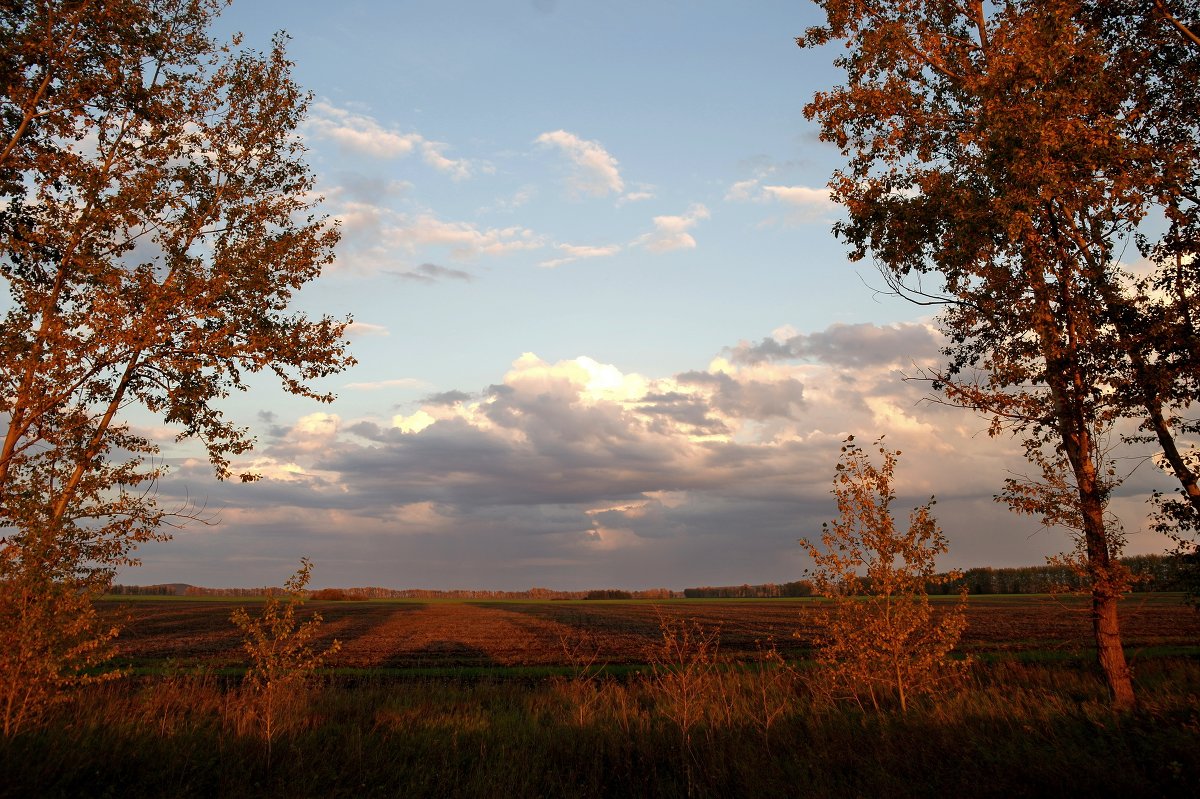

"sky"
[123,0,1177,590]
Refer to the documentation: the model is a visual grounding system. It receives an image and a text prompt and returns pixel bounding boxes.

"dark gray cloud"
[136,321,1177,592]
[423,389,473,406]
[727,321,940,368]
[256,410,291,439]
[677,371,805,419]
[635,392,729,436]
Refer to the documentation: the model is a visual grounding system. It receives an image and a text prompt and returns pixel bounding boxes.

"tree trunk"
[1077,460,1136,709]
[1030,264,1136,709]
[1093,589,1135,709]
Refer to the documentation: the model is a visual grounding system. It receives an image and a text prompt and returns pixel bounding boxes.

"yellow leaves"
[230,559,340,749]
[801,436,969,712]
[0,569,122,735]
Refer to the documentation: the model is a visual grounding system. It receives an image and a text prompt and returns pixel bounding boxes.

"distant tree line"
[183,586,291,598]
[929,555,1197,596]
[583,589,676,600]
[683,581,816,599]
[106,585,683,600]
[108,554,1196,600]
[106,585,289,598]
[106,584,184,596]
[682,556,1197,599]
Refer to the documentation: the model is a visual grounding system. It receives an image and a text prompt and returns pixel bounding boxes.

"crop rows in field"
[106,595,1200,670]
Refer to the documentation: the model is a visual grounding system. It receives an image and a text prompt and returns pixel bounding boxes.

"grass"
[6,595,1199,797]
[2,657,1199,798]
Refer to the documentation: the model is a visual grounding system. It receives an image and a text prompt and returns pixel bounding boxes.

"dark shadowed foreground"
[1,596,1198,798]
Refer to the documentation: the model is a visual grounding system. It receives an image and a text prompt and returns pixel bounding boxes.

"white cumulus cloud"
[761,184,834,208]
[535,130,625,198]
[346,321,390,338]
[386,213,545,259]
[309,101,472,179]
[725,178,836,224]
[636,204,711,253]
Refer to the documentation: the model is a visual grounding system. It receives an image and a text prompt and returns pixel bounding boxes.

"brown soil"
[105,595,1200,669]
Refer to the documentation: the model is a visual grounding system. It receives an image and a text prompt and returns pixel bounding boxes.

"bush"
[801,436,969,712]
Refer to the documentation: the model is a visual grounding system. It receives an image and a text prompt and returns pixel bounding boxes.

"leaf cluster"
[801,437,968,712]
[230,558,340,747]
[801,1,1200,543]
[0,0,353,735]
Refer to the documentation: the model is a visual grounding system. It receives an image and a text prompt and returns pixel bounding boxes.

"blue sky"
[124,0,1174,590]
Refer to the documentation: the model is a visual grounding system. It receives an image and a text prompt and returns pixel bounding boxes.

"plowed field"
[105,594,1200,669]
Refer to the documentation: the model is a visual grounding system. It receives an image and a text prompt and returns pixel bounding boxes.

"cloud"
[145,320,1178,592]
[620,190,655,203]
[725,178,760,202]
[676,370,806,420]
[392,409,437,434]
[327,173,412,205]
[539,243,622,269]
[324,197,544,273]
[635,204,710,253]
[391,262,475,283]
[725,178,836,223]
[535,130,625,198]
[488,185,538,213]
[308,101,472,179]
[424,390,473,406]
[419,141,473,180]
[726,322,942,368]
[346,322,390,338]
[761,185,833,208]
[386,213,545,259]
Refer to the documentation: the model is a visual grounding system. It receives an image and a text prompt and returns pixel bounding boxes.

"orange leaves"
[1,1,352,734]
[801,437,968,711]
[230,558,340,753]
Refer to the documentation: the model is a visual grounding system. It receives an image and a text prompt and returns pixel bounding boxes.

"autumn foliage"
[798,0,1200,709]
[230,559,340,754]
[801,437,968,712]
[0,0,352,732]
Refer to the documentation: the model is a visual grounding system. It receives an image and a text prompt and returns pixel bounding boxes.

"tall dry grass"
[1,653,1198,798]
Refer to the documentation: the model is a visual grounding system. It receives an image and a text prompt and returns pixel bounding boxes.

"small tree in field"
[230,559,340,757]
[801,436,968,712]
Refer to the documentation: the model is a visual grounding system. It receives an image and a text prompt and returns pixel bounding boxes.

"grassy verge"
[3,656,1198,798]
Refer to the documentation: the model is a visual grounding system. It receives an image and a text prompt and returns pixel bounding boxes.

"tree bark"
[1093,588,1135,709]
[1030,263,1136,709]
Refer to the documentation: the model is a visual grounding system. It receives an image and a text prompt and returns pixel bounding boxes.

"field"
[107,593,1200,671]
[3,595,1200,798]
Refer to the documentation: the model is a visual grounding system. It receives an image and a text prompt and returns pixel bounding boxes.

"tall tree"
[800,0,1200,709]
[0,0,353,732]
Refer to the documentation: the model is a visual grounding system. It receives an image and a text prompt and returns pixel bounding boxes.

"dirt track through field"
[334,603,592,668]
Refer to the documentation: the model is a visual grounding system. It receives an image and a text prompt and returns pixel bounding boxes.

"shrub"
[801,436,969,712]
[230,559,340,758]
